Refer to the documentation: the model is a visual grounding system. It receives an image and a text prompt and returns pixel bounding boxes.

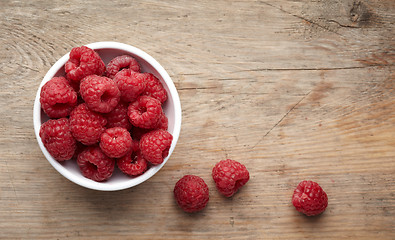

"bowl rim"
[33,41,182,191]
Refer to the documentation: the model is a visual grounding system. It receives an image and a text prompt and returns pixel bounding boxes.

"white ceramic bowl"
[33,42,182,191]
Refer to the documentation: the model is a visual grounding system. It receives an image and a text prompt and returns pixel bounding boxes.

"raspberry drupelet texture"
[142,73,167,104]
[69,103,107,145]
[80,75,120,113]
[128,95,163,129]
[139,129,173,165]
[117,149,148,176]
[65,46,105,82]
[39,118,76,161]
[130,112,168,140]
[106,55,141,79]
[40,77,78,118]
[99,127,132,158]
[77,146,115,182]
[174,175,209,213]
[155,112,169,130]
[113,69,146,102]
[105,101,132,131]
[292,180,328,216]
[212,159,250,197]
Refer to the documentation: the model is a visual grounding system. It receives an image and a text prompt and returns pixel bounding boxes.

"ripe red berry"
[292,180,328,216]
[40,77,77,118]
[106,55,141,79]
[139,129,173,165]
[128,96,163,129]
[113,69,146,102]
[80,75,120,113]
[39,118,76,161]
[99,127,132,158]
[77,146,115,182]
[105,101,132,131]
[117,149,148,176]
[212,159,250,197]
[155,112,168,130]
[69,103,107,145]
[141,73,167,104]
[65,46,105,82]
[174,175,209,213]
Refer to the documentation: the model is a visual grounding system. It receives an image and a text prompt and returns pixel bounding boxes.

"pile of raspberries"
[39,46,173,182]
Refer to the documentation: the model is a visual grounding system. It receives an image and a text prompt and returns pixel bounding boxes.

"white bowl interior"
[33,42,181,191]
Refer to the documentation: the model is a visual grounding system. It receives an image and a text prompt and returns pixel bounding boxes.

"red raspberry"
[80,75,120,113]
[292,180,328,216]
[139,129,172,165]
[142,73,167,104]
[128,96,163,129]
[212,159,250,197]
[105,101,132,131]
[39,118,76,161]
[155,112,168,130]
[99,127,132,158]
[106,55,141,79]
[130,113,168,140]
[69,103,107,145]
[40,77,77,118]
[113,69,145,102]
[174,175,209,213]
[117,150,148,176]
[65,46,105,82]
[77,146,115,182]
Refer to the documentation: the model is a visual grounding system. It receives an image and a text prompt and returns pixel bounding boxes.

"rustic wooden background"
[0,0,394,239]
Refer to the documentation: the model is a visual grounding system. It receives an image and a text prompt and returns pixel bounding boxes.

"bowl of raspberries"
[33,42,181,191]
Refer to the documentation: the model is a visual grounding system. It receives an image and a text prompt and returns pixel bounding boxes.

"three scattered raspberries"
[39,45,328,217]
[174,159,328,217]
[39,46,172,182]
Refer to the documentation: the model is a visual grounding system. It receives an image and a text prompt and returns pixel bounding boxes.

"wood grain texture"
[0,0,394,239]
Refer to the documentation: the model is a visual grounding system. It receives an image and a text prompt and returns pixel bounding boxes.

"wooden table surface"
[0,0,394,239]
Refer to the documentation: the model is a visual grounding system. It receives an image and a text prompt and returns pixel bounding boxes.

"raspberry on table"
[40,77,78,118]
[292,180,328,216]
[77,146,115,182]
[174,175,209,213]
[80,75,120,113]
[142,73,167,104]
[128,95,163,129]
[113,69,146,103]
[69,103,107,145]
[99,127,132,158]
[39,118,76,161]
[106,55,141,79]
[105,101,132,131]
[212,159,250,197]
[65,46,105,82]
[139,129,173,165]
[117,149,148,176]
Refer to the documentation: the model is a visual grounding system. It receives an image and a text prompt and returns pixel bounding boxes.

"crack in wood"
[235,65,393,72]
[259,1,344,37]
[327,19,361,29]
[251,89,312,149]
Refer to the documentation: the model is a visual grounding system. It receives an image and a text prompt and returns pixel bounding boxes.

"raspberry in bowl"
[33,42,181,191]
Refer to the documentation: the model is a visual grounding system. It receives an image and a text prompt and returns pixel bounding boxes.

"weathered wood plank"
[0,0,393,239]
